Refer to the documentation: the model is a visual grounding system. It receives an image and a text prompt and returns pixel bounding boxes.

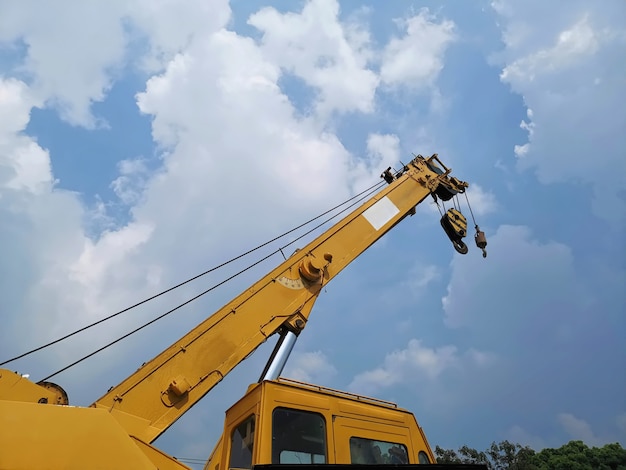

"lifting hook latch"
[474,225,487,258]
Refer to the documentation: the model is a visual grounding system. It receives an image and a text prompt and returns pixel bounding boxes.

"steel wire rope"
[0,181,384,368]
[464,191,478,227]
[38,182,386,382]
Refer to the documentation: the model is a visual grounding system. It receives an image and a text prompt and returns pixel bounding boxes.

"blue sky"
[1,0,624,465]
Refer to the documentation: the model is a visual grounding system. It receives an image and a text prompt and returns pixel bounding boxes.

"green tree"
[487,440,536,470]
[436,441,533,469]
[434,440,626,469]
[531,440,626,470]
[435,445,463,464]
[459,444,491,467]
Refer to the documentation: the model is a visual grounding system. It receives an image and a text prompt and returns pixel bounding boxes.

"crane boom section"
[92,154,467,444]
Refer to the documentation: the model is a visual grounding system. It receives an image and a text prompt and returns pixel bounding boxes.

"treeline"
[434,439,626,470]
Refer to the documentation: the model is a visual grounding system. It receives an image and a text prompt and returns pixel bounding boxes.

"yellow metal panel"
[0,400,156,470]
[244,380,436,465]
[130,436,192,470]
[332,416,413,463]
[337,401,406,424]
[0,369,58,404]
[270,388,331,411]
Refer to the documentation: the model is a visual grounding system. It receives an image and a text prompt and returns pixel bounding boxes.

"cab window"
[272,408,327,464]
[349,437,408,465]
[229,415,255,470]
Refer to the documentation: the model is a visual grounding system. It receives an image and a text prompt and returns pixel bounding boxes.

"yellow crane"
[0,154,486,470]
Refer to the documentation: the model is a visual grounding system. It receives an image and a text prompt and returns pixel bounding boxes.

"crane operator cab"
[205,378,436,470]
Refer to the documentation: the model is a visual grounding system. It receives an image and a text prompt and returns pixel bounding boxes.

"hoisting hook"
[474,225,487,258]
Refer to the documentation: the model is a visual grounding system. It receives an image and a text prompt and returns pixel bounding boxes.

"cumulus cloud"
[283,350,337,384]
[345,133,402,192]
[133,26,359,251]
[464,183,498,217]
[0,80,87,352]
[493,0,626,221]
[0,84,162,362]
[0,78,50,195]
[500,16,599,82]
[110,158,150,205]
[0,1,127,126]
[248,0,378,116]
[557,413,603,446]
[366,133,400,169]
[349,339,494,395]
[126,0,231,71]
[0,78,40,134]
[0,0,231,127]
[380,9,455,89]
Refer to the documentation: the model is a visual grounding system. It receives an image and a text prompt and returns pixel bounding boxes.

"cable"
[464,191,478,226]
[1,181,383,367]
[39,246,279,382]
[39,182,384,381]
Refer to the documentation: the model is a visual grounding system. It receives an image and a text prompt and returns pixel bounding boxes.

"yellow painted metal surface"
[92,154,467,444]
[0,399,190,470]
[131,436,193,470]
[0,369,59,404]
[210,379,435,469]
[0,400,154,470]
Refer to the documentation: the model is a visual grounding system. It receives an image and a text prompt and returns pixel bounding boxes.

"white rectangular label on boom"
[363,196,400,230]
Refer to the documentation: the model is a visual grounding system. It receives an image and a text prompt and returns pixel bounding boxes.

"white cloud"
[0,1,128,127]
[110,158,150,205]
[0,0,231,127]
[133,26,360,252]
[248,0,378,116]
[557,413,602,446]
[350,339,456,392]
[284,350,337,384]
[0,78,52,195]
[380,9,455,89]
[0,74,166,367]
[349,339,494,395]
[69,222,155,289]
[126,0,231,72]
[465,183,498,217]
[493,1,626,221]
[2,139,52,196]
[347,133,401,192]
[500,16,599,83]
[0,77,40,134]
[366,133,400,168]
